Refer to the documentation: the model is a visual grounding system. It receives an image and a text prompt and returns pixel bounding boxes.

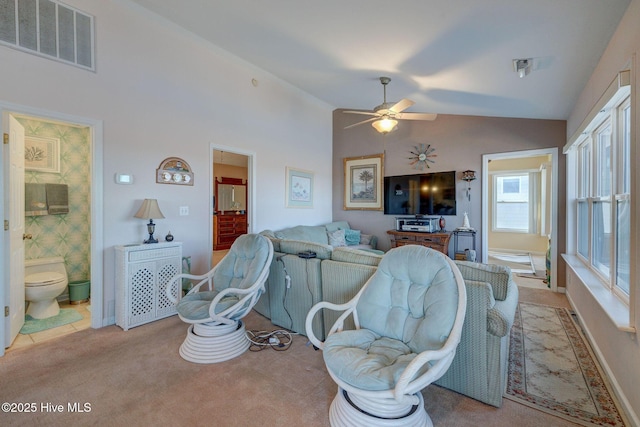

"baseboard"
[566,293,639,427]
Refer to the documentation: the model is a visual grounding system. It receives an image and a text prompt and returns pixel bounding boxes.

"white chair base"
[179,320,250,364]
[330,388,431,427]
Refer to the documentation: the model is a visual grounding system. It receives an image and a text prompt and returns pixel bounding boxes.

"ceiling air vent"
[0,0,95,71]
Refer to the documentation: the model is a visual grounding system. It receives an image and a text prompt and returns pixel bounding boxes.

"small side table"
[453,229,476,260]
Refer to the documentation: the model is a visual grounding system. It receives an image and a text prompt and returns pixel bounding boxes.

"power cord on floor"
[245,329,294,352]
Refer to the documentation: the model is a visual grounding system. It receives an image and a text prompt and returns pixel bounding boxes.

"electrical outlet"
[179,206,189,216]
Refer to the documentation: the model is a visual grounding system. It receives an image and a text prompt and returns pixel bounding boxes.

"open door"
[482,148,558,292]
[3,115,26,348]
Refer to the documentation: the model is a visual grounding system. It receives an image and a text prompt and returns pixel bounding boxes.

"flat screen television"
[384,171,457,216]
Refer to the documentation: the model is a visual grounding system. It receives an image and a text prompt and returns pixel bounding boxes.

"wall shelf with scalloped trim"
[156,157,194,186]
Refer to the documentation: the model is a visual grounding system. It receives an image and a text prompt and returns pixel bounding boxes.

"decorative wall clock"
[409,143,437,170]
[156,157,194,186]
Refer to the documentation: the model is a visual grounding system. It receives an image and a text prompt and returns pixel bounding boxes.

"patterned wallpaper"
[19,117,91,289]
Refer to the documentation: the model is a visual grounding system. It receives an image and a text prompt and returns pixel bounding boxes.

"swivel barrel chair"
[166,233,273,363]
[305,245,466,427]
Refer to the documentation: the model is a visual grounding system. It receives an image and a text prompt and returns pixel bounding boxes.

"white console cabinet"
[115,242,182,330]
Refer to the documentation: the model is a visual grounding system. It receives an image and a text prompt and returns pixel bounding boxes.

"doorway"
[1,103,103,356]
[210,145,254,267]
[482,148,558,292]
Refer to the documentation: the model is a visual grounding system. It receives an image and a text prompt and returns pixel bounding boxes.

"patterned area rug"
[20,309,82,334]
[506,303,626,426]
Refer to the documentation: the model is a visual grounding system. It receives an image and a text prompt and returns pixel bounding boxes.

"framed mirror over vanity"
[214,177,248,250]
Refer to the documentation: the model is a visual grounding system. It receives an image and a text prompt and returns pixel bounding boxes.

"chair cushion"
[177,290,240,321]
[214,234,273,291]
[356,245,459,354]
[323,329,428,391]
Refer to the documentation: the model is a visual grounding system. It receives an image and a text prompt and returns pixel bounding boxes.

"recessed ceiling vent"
[0,0,95,71]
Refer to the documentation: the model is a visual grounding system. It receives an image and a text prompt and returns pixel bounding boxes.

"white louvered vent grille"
[0,0,94,71]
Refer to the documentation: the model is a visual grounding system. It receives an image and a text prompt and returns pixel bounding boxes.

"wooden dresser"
[214,213,247,250]
[387,230,451,256]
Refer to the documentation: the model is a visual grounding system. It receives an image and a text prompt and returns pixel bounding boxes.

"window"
[572,88,630,301]
[0,0,95,70]
[615,99,631,295]
[493,172,540,233]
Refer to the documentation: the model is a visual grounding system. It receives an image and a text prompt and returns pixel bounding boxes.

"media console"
[387,230,451,257]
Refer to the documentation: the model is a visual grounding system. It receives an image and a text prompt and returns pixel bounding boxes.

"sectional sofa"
[256,221,382,338]
[254,223,518,408]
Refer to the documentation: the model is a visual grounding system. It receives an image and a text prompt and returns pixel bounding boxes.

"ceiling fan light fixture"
[372,117,397,134]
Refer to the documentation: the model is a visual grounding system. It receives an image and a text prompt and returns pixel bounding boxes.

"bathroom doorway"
[0,104,103,356]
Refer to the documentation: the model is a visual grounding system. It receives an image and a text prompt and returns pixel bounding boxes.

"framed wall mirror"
[215,177,247,213]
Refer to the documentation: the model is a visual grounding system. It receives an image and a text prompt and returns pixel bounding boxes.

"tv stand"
[387,230,451,257]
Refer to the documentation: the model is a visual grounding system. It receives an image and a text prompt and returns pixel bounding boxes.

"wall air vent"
[0,0,94,71]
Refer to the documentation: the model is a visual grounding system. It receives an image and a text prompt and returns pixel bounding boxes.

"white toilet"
[25,257,68,319]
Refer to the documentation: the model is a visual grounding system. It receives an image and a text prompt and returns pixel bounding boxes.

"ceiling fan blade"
[395,112,438,121]
[389,98,414,113]
[344,117,378,129]
[342,110,378,116]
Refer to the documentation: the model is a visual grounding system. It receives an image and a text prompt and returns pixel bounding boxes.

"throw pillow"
[327,229,346,247]
[360,234,372,245]
[344,229,361,246]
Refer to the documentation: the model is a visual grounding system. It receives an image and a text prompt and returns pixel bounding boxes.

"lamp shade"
[134,199,165,219]
[372,117,398,134]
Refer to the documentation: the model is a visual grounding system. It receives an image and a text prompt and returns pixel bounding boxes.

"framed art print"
[24,136,60,173]
[286,167,313,208]
[344,153,384,210]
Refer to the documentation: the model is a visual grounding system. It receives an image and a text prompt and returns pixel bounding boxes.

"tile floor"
[7,300,92,352]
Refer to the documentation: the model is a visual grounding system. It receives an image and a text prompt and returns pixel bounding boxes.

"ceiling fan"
[343,77,437,134]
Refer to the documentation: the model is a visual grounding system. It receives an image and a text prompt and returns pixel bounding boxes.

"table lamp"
[134,199,165,243]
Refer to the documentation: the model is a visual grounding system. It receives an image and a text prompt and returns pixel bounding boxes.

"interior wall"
[488,155,551,254]
[332,111,566,266]
[0,0,333,325]
[565,0,640,422]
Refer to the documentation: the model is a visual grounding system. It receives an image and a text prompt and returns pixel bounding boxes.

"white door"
[4,115,26,347]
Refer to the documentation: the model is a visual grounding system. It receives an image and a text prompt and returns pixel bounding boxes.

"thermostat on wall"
[115,173,134,185]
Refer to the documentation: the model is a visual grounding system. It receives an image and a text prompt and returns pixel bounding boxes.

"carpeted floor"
[0,288,601,427]
[506,303,626,426]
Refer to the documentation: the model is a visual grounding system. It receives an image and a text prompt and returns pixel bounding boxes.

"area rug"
[516,269,547,281]
[20,309,82,334]
[488,251,535,274]
[506,303,626,426]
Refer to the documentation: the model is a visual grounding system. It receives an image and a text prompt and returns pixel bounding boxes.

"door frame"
[209,143,255,267]
[481,147,558,292]
[0,101,103,356]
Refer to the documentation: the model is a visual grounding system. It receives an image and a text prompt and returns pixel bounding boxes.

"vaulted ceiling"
[129,0,630,121]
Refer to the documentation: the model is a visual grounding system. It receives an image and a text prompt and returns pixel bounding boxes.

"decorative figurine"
[439,216,446,231]
[165,231,174,242]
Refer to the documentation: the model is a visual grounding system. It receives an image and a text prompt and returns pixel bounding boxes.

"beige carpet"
[0,288,585,427]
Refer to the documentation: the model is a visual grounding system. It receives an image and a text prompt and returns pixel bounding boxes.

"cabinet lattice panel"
[115,242,182,330]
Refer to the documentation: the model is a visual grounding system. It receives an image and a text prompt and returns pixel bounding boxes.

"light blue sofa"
[255,221,382,338]
[434,260,519,407]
